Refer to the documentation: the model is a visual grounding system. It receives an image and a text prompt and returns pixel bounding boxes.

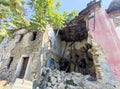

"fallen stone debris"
[34,68,120,89]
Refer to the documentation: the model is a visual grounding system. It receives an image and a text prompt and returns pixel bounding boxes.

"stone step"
[12,78,33,89]
[0,80,7,89]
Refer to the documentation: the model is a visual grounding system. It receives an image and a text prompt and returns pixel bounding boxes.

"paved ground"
[12,78,33,89]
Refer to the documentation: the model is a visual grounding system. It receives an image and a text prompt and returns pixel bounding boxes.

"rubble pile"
[38,68,120,89]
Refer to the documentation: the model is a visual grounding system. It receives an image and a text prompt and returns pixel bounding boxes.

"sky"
[60,0,112,13]
[25,0,112,19]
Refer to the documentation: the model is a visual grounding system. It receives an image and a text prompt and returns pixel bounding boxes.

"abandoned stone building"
[0,0,120,89]
[0,29,43,82]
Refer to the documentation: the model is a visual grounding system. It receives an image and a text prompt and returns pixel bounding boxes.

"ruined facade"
[0,0,120,89]
[0,29,43,82]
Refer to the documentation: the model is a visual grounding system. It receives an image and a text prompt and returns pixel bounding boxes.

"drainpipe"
[87,12,90,31]
[94,8,96,30]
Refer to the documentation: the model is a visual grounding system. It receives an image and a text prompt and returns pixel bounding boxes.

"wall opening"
[31,32,37,41]
[19,34,24,42]
[7,57,14,69]
[44,20,97,81]
[59,59,71,73]
[58,43,96,76]
[19,57,29,79]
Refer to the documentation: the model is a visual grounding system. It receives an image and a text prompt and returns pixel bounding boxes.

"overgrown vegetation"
[0,0,78,42]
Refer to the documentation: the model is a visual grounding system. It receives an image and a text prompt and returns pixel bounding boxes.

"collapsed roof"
[58,0,101,42]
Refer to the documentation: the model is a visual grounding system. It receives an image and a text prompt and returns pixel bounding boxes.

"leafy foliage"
[29,0,64,30]
[0,0,29,35]
[63,10,78,23]
[0,0,78,42]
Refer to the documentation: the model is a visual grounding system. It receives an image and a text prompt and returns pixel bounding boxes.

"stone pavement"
[12,78,33,89]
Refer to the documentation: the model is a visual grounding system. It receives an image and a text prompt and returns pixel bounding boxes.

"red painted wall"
[89,9,120,81]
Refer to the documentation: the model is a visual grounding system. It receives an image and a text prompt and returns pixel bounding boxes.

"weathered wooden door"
[19,57,29,79]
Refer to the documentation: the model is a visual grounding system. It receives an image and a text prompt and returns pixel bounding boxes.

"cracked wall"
[0,29,43,82]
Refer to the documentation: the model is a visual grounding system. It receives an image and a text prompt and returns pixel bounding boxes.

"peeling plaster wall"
[110,16,120,40]
[0,29,43,82]
[89,9,120,82]
[40,27,62,75]
[48,28,62,56]
[0,26,118,85]
[0,36,20,67]
[11,32,42,82]
[88,33,116,84]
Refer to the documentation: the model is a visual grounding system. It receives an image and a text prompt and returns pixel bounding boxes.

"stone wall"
[0,29,43,82]
[39,27,61,75]
[41,30,116,83]
[0,37,19,67]
[40,30,96,76]
[0,27,118,86]
[88,33,116,84]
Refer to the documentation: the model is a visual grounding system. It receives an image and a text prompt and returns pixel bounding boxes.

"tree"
[29,0,64,30]
[0,0,64,33]
[0,0,78,42]
[0,0,28,42]
[63,10,78,23]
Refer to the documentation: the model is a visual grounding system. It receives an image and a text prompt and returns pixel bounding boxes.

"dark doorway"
[19,57,29,79]
[7,57,14,69]
[19,34,24,42]
[31,32,37,41]
[59,60,70,73]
